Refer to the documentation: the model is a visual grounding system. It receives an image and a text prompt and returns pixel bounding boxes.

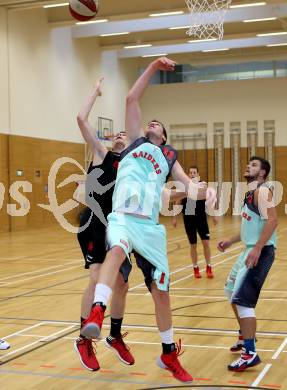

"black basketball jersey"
[84,151,120,226]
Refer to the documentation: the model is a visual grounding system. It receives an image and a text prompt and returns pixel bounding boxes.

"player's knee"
[120,282,129,296]
[109,246,126,262]
[114,274,129,295]
[88,265,100,285]
[202,240,209,247]
[236,305,255,318]
[152,285,170,306]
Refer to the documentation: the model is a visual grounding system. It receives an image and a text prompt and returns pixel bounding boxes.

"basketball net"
[185,0,231,40]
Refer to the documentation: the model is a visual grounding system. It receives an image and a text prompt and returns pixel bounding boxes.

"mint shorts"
[225,245,275,308]
[106,212,169,291]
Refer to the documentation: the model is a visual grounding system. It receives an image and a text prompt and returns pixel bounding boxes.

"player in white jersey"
[81,57,215,382]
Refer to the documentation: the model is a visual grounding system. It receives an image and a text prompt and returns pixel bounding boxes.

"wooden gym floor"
[0,216,286,390]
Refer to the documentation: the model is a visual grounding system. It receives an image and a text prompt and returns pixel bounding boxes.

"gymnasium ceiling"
[1,0,287,62]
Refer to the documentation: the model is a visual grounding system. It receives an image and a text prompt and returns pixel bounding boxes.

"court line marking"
[0,368,167,386]
[250,336,287,388]
[129,244,242,293]
[0,225,240,291]
[0,221,282,290]
[0,324,77,359]
[1,224,285,378]
[0,265,84,287]
[166,222,239,245]
[271,336,287,359]
[169,226,286,288]
[0,260,82,284]
[133,287,287,294]
[11,333,284,353]
[2,323,44,341]
[81,323,287,338]
[169,251,240,287]
[129,292,287,302]
[10,320,287,338]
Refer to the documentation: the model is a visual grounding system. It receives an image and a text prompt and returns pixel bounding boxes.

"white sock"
[160,328,174,344]
[94,283,112,306]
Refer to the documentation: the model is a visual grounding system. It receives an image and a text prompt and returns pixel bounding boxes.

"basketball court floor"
[1,0,287,389]
[0,217,286,389]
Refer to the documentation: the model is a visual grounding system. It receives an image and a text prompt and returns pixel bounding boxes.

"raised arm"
[77,77,107,162]
[125,57,176,142]
[171,161,208,200]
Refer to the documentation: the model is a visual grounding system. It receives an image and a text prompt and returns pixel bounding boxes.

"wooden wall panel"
[275,146,287,216]
[0,134,10,232]
[8,135,85,231]
[168,146,286,216]
[240,148,248,179]
[2,136,286,234]
[175,148,208,180]
[207,149,215,183]
[223,148,232,215]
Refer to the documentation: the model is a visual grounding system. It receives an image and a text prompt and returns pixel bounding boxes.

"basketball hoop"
[185,0,231,40]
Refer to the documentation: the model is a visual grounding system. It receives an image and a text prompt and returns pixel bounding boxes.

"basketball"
[69,0,99,22]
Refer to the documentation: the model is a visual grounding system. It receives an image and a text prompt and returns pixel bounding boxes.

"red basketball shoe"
[74,337,100,371]
[156,339,193,383]
[105,332,135,365]
[193,266,202,278]
[206,264,214,278]
[81,304,105,340]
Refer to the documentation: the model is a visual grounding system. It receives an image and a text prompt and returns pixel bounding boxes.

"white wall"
[140,77,287,148]
[1,6,286,147]
[0,8,9,134]
[0,8,136,143]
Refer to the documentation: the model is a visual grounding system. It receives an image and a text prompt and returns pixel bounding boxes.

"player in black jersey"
[173,166,218,278]
[74,77,134,371]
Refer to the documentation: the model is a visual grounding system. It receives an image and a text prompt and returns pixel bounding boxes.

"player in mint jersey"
[81,57,215,383]
[218,156,278,372]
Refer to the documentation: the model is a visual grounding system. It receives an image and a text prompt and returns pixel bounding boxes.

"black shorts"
[231,245,275,308]
[133,252,160,292]
[183,214,210,245]
[77,208,132,282]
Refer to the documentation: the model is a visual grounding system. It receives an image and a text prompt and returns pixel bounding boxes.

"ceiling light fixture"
[230,2,266,9]
[124,44,152,49]
[202,48,229,52]
[149,11,184,17]
[243,17,277,23]
[188,38,218,43]
[76,19,108,25]
[100,32,130,37]
[43,2,68,8]
[142,53,168,57]
[257,32,287,36]
[169,25,190,30]
[266,42,287,47]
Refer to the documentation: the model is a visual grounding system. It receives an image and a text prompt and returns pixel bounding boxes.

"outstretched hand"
[155,57,176,71]
[94,76,104,96]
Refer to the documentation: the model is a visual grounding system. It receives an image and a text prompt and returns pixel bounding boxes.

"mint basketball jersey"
[112,137,177,223]
[241,184,276,247]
